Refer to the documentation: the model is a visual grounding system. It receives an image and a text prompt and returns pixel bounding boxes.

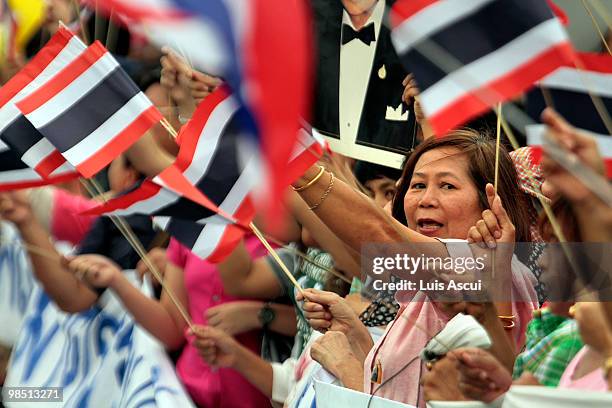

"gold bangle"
[309,172,334,211]
[502,320,516,330]
[292,166,325,192]
[497,314,516,320]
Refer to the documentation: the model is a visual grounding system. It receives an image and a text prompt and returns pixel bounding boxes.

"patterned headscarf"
[510,147,548,243]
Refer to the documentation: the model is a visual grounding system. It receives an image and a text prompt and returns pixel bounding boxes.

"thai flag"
[15,41,163,178]
[82,88,256,261]
[0,140,78,191]
[83,88,325,262]
[526,52,612,178]
[0,26,85,179]
[390,0,575,136]
[526,52,612,135]
[87,0,312,225]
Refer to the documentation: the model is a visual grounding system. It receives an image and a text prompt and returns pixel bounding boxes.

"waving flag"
[390,0,575,136]
[546,0,569,26]
[16,41,163,178]
[87,0,312,226]
[83,88,255,261]
[0,140,77,191]
[84,87,325,262]
[527,52,612,135]
[0,26,85,178]
[526,53,612,178]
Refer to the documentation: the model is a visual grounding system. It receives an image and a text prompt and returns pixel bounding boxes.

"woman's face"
[403,147,482,239]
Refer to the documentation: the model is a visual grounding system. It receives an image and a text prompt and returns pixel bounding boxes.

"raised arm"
[65,253,189,350]
[289,191,361,278]
[0,191,98,313]
[217,240,284,299]
[292,165,438,252]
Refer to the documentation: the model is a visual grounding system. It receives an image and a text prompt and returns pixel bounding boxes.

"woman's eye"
[385,189,396,200]
[410,182,425,190]
[441,183,456,190]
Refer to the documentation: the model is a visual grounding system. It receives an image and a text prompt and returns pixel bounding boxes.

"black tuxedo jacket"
[311,0,417,155]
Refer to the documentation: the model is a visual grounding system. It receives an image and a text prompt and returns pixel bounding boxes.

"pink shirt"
[51,189,98,245]
[363,241,538,407]
[168,237,270,408]
[559,346,608,391]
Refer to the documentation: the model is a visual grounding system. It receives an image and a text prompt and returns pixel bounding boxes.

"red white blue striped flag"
[0,139,77,190]
[16,41,163,178]
[526,52,612,178]
[88,0,312,227]
[390,0,575,136]
[0,26,85,179]
[83,87,326,262]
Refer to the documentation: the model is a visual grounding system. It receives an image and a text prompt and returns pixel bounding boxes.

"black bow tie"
[341,23,376,46]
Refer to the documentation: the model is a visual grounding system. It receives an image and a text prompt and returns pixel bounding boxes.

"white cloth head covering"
[420,313,492,363]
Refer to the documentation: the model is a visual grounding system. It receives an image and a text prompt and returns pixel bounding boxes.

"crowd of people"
[0,1,611,407]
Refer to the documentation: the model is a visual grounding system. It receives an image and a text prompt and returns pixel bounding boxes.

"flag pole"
[80,178,195,331]
[497,111,581,279]
[70,1,89,44]
[250,222,306,296]
[581,0,612,56]
[494,103,502,194]
[590,0,612,35]
[263,233,352,284]
[104,8,119,54]
[160,118,178,138]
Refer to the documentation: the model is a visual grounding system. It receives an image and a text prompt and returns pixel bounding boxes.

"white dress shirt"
[339,0,385,146]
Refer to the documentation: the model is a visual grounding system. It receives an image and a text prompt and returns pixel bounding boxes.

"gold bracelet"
[292,166,325,192]
[501,320,516,330]
[498,314,516,330]
[309,172,334,211]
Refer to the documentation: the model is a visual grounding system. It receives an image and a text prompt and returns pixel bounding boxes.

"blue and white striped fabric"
[4,267,195,408]
[0,222,35,348]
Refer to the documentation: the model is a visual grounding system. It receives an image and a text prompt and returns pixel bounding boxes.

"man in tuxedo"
[311,0,418,168]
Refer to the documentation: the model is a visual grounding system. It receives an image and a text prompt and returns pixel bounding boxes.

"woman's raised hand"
[64,254,122,288]
[467,184,515,249]
[296,288,360,334]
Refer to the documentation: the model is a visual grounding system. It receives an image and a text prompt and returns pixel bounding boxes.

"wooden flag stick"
[80,178,195,331]
[497,112,581,278]
[491,103,503,280]
[250,222,306,296]
[581,0,612,56]
[160,118,178,138]
[591,0,612,34]
[70,0,90,44]
[94,0,103,44]
[263,234,352,284]
[7,239,62,262]
[104,9,119,54]
[494,103,502,194]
